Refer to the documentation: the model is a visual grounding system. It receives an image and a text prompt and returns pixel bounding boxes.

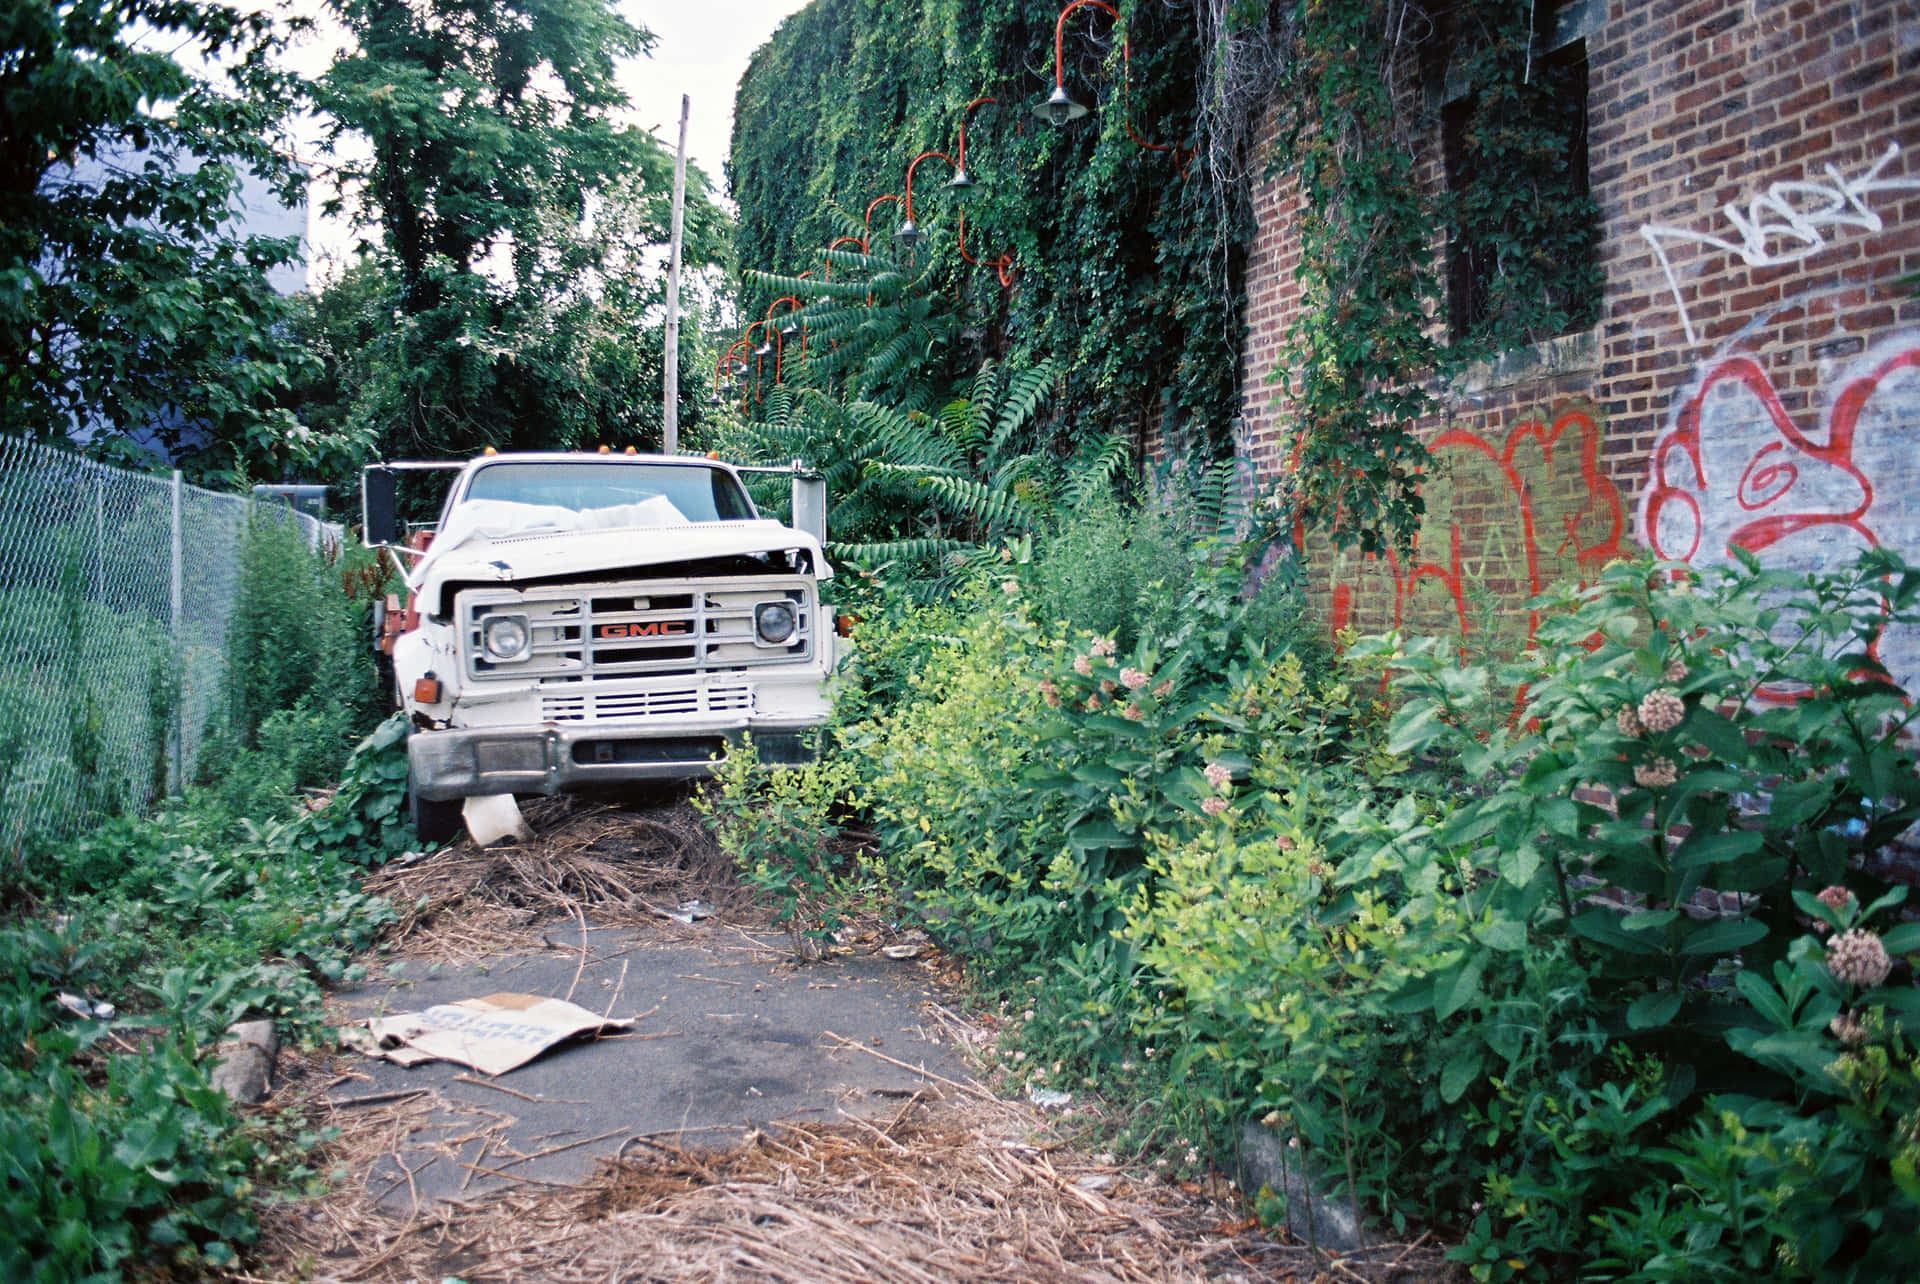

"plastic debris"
[55,992,113,1020]
[462,793,533,846]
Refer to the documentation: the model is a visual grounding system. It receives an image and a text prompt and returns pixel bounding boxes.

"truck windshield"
[464,462,756,523]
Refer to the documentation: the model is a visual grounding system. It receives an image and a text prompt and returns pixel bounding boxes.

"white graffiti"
[1641,143,1920,345]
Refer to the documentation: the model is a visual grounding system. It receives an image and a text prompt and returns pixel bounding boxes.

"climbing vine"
[728,0,1599,555]
[729,0,1245,463]
[1274,0,1440,556]
[1269,0,1600,554]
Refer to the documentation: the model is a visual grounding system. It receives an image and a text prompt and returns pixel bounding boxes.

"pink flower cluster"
[1817,885,1855,917]
[1632,757,1678,789]
[1827,929,1893,988]
[1638,688,1685,734]
[1829,1012,1869,1046]
[1203,761,1232,791]
[1052,638,1168,719]
[1201,796,1229,817]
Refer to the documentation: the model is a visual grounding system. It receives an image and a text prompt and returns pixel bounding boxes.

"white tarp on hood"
[430,496,688,558]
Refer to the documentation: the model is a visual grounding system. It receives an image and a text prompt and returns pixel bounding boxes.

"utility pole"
[662,94,690,455]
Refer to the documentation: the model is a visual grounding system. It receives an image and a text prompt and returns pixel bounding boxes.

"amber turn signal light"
[413,676,443,704]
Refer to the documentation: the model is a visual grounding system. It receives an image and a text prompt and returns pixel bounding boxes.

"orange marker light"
[413,677,443,704]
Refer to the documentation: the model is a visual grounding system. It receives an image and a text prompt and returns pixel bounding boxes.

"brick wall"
[1239,0,1920,685]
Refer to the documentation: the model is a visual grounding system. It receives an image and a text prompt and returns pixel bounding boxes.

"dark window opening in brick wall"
[1438,6,1601,347]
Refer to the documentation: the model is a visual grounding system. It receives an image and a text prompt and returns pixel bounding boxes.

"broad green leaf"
[1440,1048,1484,1103]
[1070,763,1125,788]
[1734,969,1793,1028]
[1435,960,1484,1021]
[1572,909,1666,956]
[1497,842,1541,887]
[1672,828,1764,872]
[1713,855,1790,894]
[1769,778,1834,831]
[1881,923,1920,955]
[1066,819,1128,852]
[1627,989,1683,1029]
[1387,703,1450,755]
[1685,707,1750,764]
[1678,916,1767,955]
[1474,918,1528,952]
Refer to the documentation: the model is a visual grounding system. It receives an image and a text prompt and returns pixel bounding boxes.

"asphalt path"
[329,922,976,1214]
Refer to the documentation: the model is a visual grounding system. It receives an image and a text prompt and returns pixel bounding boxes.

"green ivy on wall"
[729,0,1247,463]
[729,0,1599,554]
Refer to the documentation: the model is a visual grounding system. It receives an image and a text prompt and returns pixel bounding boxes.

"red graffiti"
[1641,352,1906,563]
[1640,335,1920,697]
[1327,405,1627,644]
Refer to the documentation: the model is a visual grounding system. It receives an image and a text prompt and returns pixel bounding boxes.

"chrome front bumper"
[407,720,822,800]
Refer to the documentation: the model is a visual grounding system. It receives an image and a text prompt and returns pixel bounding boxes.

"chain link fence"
[0,436,339,857]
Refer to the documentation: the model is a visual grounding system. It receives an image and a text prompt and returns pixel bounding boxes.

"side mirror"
[363,467,399,546]
[791,473,827,547]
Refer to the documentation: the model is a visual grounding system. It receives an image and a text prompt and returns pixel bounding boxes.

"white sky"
[618,0,817,203]
[286,0,817,280]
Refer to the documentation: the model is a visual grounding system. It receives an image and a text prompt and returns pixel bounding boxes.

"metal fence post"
[170,469,184,795]
[93,470,103,603]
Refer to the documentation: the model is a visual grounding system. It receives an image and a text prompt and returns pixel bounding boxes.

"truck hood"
[409,509,830,592]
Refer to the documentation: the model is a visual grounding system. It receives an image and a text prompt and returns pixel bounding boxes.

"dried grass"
[238,800,1461,1282]
[363,795,750,959]
[248,1071,1458,1284]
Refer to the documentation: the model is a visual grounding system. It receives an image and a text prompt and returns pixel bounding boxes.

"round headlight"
[481,614,531,662]
[754,601,798,645]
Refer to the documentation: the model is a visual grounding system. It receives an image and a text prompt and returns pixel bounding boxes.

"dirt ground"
[232,796,1461,1284]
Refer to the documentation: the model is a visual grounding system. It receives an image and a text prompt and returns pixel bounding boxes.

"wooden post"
[662,94,690,455]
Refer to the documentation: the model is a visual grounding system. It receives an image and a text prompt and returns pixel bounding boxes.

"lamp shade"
[1034,83,1089,126]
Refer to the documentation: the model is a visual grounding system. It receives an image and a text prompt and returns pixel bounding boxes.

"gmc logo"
[596,621,690,639]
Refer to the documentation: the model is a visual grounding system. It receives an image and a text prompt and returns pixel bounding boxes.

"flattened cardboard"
[351,992,632,1075]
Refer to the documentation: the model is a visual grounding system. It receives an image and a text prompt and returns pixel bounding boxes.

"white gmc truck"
[363,451,835,842]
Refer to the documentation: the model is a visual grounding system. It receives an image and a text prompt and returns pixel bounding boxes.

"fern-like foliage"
[723,357,1123,581]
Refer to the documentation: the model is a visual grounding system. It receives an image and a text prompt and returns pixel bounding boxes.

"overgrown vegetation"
[729,0,1599,556]
[0,504,409,1279]
[704,483,1920,1279]
[1,0,315,484]
[730,0,1245,466]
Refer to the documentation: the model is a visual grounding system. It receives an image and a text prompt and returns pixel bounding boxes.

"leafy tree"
[0,0,321,481]
[313,0,731,458]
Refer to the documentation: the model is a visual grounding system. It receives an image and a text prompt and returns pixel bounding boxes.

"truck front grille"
[458,574,814,683]
[541,682,755,723]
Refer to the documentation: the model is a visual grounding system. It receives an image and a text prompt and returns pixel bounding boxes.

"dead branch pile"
[247,1085,1458,1284]
[363,796,749,956]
